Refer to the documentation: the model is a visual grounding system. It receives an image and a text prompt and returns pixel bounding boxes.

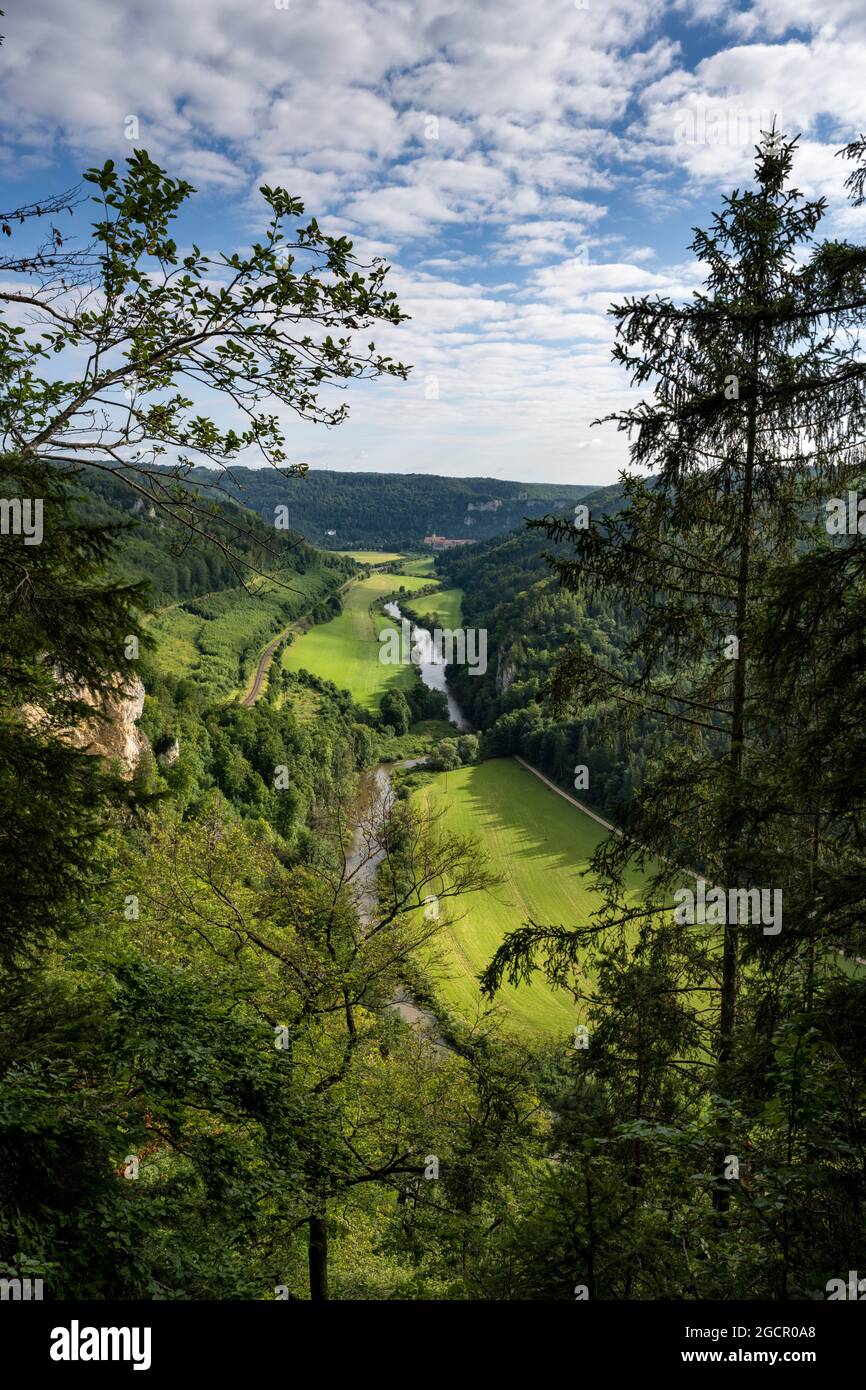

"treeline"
[182,464,597,548]
[138,669,376,842]
[439,484,662,819]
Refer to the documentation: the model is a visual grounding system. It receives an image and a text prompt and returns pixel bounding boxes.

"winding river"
[382,599,472,731]
[344,597,475,1050]
[347,758,449,1049]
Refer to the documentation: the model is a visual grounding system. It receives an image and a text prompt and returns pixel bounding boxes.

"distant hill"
[436,481,626,622]
[183,466,601,549]
[61,465,352,607]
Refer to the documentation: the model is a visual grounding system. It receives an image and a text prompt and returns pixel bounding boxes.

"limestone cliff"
[495,646,517,696]
[24,672,150,779]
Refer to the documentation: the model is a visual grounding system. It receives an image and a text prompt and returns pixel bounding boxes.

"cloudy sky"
[2,0,866,485]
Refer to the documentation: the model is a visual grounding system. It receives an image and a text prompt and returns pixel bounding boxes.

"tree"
[0,150,409,575]
[0,451,148,968]
[123,772,498,1299]
[380,688,411,736]
[0,145,411,1295]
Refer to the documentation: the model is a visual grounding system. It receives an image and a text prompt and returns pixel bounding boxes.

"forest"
[181,464,596,550]
[438,481,658,819]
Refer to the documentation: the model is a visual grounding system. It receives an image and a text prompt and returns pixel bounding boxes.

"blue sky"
[2,0,865,485]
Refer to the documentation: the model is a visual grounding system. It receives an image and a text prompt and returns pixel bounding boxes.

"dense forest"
[183,464,597,548]
[439,482,662,819]
[65,465,353,606]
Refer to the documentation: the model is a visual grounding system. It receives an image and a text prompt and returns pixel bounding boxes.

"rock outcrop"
[63,673,150,778]
[495,646,517,695]
[157,736,180,768]
[24,672,150,779]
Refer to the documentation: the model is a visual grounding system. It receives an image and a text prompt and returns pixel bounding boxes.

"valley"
[279,567,434,711]
[12,418,864,1309]
[7,98,865,1311]
[141,532,611,1044]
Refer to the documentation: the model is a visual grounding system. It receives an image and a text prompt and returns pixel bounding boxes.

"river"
[382,600,471,731]
[343,596,474,1050]
[347,758,450,1050]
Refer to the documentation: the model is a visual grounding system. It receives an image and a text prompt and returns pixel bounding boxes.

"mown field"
[332,550,406,564]
[411,757,644,1037]
[395,555,437,576]
[280,570,435,711]
[404,587,463,629]
[148,570,339,696]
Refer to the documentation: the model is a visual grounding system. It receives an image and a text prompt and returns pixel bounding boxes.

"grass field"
[396,555,437,576]
[412,758,645,1037]
[148,571,338,696]
[404,587,463,629]
[280,570,435,711]
[332,550,406,564]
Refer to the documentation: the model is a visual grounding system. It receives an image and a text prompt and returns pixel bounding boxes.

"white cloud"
[3,0,866,483]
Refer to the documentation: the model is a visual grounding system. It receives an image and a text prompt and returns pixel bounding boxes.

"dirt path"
[239,577,356,707]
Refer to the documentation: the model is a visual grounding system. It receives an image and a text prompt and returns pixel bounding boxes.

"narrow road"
[239,576,356,707]
[241,628,291,706]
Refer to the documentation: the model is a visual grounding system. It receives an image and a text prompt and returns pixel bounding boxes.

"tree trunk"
[308,1212,328,1301]
[715,318,759,1212]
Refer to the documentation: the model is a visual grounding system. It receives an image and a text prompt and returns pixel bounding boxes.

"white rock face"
[64,673,150,777]
[24,671,151,779]
[157,737,181,768]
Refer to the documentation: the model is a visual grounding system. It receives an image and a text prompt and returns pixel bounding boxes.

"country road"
[513,755,620,834]
[240,628,290,706]
[239,576,356,707]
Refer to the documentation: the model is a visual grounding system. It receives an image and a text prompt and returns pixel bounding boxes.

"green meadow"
[404,587,463,628]
[332,550,406,564]
[395,555,438,576]
[412,757,644,1037]
[280,570,435,711]
[331,550,439,578]
[147,571,337,696]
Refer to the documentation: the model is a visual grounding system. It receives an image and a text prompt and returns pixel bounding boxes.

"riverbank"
[348,757,450,1050]
[280,569,435,711]
[382,599,471,732]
